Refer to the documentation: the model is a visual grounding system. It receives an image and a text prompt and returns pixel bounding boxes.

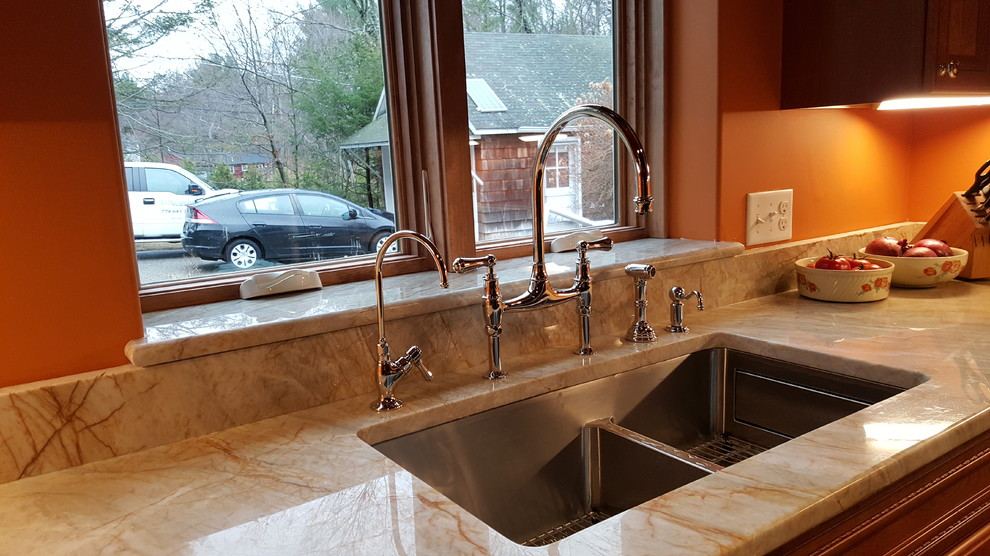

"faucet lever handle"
[401,346,433,381]
[452,255,498,281]
[577,236,613,254]
[576,236,613,265]
[452,254,497,274]
[414,360,433,381]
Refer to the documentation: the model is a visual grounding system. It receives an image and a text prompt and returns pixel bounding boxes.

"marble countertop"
[5,279,990,554]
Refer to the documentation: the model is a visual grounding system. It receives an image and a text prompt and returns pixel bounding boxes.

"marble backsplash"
[0,223,923,484]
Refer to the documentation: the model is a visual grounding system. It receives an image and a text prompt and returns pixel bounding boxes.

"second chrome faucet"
[454,104,652,379]
[371,230,448,411]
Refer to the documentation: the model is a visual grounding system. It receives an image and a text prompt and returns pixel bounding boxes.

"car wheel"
[225,238,262,269]
[371,231,397,254]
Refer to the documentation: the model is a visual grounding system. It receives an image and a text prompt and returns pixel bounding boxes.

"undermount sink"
[370,348,921,547]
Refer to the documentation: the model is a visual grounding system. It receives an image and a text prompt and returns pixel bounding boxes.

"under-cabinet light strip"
[877,96,990,110]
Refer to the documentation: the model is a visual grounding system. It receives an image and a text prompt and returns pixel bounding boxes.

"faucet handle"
[575,236,613,267]
[397,346,433,381]
[414,359,433,381]
[575,236,613,264]
[577,236,613,253]
[452,254,497,275]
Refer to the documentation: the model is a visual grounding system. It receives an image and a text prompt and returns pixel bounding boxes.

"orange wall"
[908,107,990,219]
[720,109,914,244]
[0,1,143,386]
[671,0,990,248]
[714,0,915,246]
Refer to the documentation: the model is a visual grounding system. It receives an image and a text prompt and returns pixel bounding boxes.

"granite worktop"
[3,272,990,554]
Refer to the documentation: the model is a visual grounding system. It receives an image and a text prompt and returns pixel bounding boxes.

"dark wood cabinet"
[772,428,990,555]
[781,0,990,109]
[927,0,990,92]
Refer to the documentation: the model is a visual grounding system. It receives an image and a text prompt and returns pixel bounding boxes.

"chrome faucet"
[666,286,704,333]
[371,230,449,411]
[454,105,652,379]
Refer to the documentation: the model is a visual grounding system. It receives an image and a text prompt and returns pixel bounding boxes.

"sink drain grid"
[522,511,612,547]
[687,435,767,467]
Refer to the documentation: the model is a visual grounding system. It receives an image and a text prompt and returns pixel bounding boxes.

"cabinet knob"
[939,60,960,78]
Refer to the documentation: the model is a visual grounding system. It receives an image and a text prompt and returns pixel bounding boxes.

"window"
[104,1,662,311]
[446,1,665,260]
[297,194,350,218]
[463,11,616,243]
[544,146,573,190]
[146,167,194,195]
[238,195,294,216]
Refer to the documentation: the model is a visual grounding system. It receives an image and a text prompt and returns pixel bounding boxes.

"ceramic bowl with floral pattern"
[795,257,894,302]
[856,247,968,288]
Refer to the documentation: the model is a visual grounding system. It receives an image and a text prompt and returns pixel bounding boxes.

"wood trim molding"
[381,0,473,263]
[617,0,666,238]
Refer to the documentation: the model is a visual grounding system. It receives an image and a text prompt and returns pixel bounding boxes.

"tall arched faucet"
[372,230,449,411]
[454,105,652,379]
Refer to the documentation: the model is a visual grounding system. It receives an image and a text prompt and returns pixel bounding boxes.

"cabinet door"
[773,429,990,555]
[781,0,929,108]
[926,0,990,92]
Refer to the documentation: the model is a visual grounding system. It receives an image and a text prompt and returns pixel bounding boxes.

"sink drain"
[522,511,612,547]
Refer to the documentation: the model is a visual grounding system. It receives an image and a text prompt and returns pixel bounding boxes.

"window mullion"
[382,0,474,264]
[616,0,665,238]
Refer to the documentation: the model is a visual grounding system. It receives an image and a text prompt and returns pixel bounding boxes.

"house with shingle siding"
[342,32,613,241]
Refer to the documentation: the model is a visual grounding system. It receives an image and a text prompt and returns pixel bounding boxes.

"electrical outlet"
[746,189,793,246]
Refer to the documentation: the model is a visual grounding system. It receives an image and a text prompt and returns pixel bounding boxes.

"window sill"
[126,238,744,367]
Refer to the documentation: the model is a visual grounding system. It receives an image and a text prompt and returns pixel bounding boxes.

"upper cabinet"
[781,0,990,109]
[927,0,990,92]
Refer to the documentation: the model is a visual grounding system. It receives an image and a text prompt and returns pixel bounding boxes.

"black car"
[181,189,395,269]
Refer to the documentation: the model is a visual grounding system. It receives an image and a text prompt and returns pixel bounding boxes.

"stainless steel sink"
[371,348,917,546]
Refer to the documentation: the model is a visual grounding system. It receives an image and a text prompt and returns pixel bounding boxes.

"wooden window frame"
[137,0,664,313]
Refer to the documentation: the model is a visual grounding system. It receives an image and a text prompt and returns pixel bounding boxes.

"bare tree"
[574,78,615,221]
[103,0,213,71]
[199,3,306,185]
[463,0,611,35]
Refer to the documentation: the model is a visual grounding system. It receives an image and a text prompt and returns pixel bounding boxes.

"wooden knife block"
[913,192,990,279]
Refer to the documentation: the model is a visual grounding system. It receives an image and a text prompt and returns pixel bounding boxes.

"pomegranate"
[912,238,953,257]
[902,246,937,257]
[864,237,904,257]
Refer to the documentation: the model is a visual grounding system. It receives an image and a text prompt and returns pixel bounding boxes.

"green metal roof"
[339,116,389,149]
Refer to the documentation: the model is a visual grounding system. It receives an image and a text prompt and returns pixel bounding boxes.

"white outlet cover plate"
[746,189,793,246]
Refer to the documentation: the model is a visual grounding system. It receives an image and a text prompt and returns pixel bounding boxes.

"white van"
[124,162,235,240]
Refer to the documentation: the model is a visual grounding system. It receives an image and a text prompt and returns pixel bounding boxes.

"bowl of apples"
[858,237,968,288]
[795,252,894,302]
